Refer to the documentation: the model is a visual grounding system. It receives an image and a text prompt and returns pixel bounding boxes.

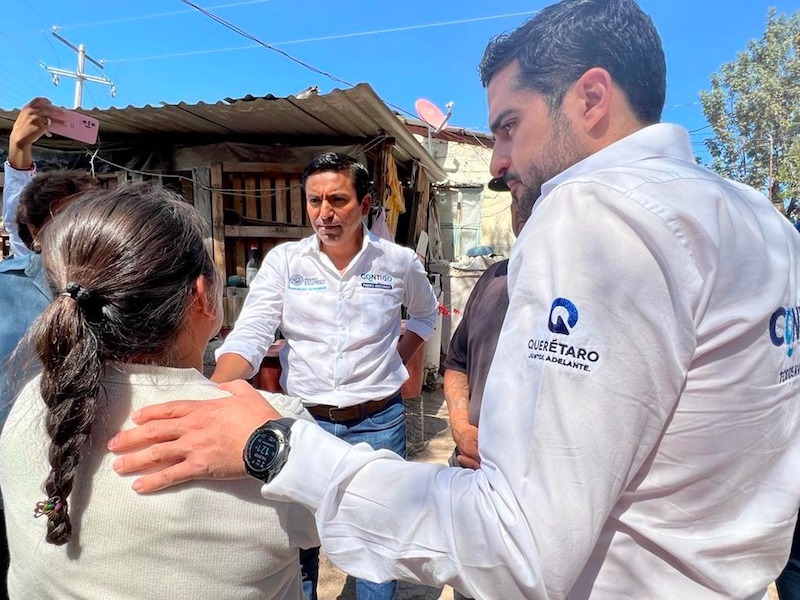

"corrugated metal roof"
[0,83,446,181]
[399,114,495,145]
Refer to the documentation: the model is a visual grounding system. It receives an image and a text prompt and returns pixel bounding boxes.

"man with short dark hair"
[211,152,438,600]
[110,2,800,598]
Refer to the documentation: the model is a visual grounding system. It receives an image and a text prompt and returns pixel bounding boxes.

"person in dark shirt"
[442,179,526,472]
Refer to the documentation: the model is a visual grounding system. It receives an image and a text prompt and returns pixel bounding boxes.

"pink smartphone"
[48,109,99,144]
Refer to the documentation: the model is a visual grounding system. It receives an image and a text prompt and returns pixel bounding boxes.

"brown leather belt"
[307,392,400,423]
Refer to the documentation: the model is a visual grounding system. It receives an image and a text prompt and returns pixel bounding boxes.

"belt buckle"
[327,406,340,421]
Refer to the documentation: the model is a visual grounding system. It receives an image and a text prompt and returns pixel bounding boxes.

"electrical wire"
[104,10,537,64]
[81,134,390,197]
[22,0,55,29]
[0,64,43,98]
[0,75,36,103]
[0,29,42,62]
[179,0,355,88]
[88,153,306,197]
[52,0,274,32]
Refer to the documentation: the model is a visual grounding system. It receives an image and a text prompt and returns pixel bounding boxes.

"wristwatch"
[242,418,296,484]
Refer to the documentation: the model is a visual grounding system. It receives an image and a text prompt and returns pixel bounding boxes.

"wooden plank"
[231,174,244,216]
[245,176,258,220]
[180,177,194,203]
[274,177,287,223]
[210,163,226,279]
[234,237,246,278]
[192,168,212,235]
[222,162,305,174]
[260,176,274,221]
[289,176,303,225]
[414,164,430,244]
[224,225,313,239]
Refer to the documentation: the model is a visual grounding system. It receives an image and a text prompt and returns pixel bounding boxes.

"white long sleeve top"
[217,226,439,407]
[0,364,318,600]
[260,124,800,599]
[2,160,34,258]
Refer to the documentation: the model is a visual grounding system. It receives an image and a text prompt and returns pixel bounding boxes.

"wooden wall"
[218,162,312,279]
[191,162,317,278]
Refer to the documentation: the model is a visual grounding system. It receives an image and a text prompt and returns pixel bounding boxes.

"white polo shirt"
[262,124,800,599]
[217,226,438,408]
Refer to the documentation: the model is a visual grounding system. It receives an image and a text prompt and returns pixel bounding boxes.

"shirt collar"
[0,254,34,273]
[538,123,694,203]
[0,253,51,299]
[301,223,380,257]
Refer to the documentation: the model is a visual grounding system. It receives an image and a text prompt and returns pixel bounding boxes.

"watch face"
[246,431,281,474]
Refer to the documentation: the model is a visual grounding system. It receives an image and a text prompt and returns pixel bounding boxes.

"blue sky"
[0,0,797,158]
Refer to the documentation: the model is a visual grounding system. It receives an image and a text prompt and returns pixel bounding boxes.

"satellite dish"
[415,99,453,133]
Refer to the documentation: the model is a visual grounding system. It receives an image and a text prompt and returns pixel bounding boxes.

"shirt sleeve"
[402,251,439,342]
[3,161,35,258]
[261,182,702,598]
[215,248,286,379]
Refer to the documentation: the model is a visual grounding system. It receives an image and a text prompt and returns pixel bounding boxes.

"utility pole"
[42,28,115,109]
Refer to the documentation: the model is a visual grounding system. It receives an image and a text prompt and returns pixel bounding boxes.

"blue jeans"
[301,393,405,600]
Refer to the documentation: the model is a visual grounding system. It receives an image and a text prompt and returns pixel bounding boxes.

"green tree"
[700,9,800,220]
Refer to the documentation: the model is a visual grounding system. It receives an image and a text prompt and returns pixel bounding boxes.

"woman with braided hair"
[0,183,315,599]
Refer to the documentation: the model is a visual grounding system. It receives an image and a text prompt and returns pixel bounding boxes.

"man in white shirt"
[210,151,438,600]
[110,1,800,598]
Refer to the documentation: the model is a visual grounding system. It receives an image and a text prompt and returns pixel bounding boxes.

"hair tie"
[34,496,65,519]
[60,282,92,305]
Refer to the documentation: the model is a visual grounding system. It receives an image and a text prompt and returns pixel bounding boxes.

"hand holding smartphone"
[47,109,99,144]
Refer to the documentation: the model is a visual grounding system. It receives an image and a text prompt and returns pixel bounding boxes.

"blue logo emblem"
[289,274,303,286]
[770,305,800,357]
[548,298,578,335]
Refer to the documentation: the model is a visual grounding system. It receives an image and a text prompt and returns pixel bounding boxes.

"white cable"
[104,11,536,64]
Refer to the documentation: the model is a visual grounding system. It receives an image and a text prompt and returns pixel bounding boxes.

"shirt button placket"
[334,281,347,395]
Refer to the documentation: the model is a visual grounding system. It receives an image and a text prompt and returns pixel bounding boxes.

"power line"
[21,0,54,29]
[174,1,537,126]
[105,43,253,64]
[179,0,354,88]
[254,12,537,46]
[663,100,702,110]
[0,85,30,109]
[104,10,537,64]
[0,73,39,102]
[0,28,42,62]
[0,63,43,97]
[52,0,274,32]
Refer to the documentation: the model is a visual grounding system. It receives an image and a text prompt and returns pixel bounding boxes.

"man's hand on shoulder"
[108,380,281,493]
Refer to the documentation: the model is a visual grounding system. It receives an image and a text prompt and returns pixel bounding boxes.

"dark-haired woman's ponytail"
[30,286,105,545]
